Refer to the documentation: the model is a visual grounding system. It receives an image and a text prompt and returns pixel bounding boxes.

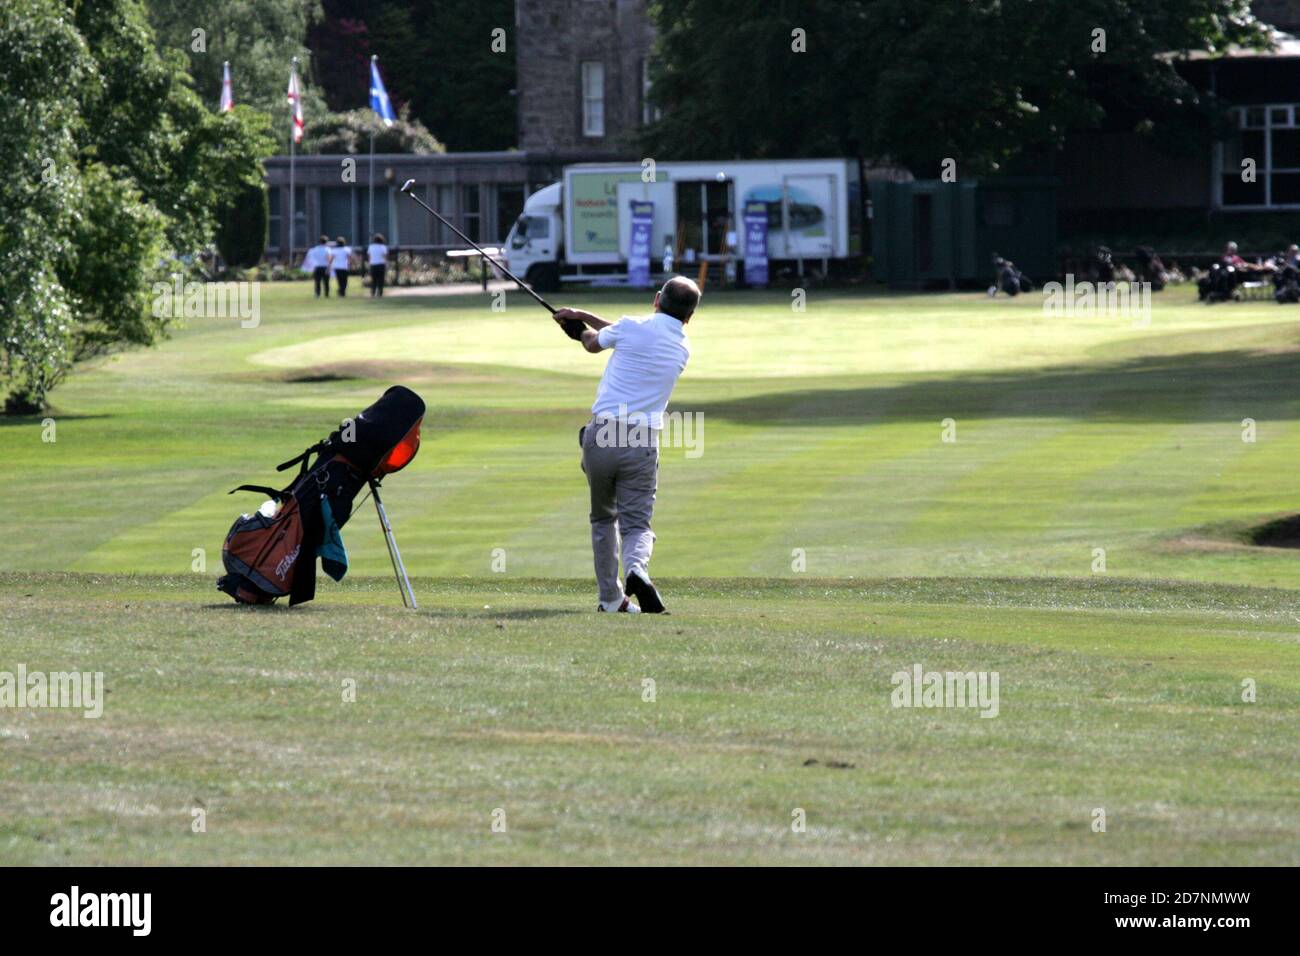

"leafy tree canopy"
[644,0,1269,174]
[1,0,274,412]
[146,0,327,148]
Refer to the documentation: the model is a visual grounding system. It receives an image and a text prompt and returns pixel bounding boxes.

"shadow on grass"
[200,602,584,619]
[476,608,584,620]
[689,347,1300,425]
[200,603,296,612]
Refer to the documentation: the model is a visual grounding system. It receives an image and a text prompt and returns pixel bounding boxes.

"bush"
[217,178,269,270]
[303,105,445,155]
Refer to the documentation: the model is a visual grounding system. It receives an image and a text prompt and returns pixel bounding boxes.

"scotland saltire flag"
[370,58,395,127]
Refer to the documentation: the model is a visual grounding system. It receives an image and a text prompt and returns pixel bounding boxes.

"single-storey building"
[262,149,627,262]
[1059,23,1300,244]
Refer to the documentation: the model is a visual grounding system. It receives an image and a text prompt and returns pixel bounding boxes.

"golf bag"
[1275,259,1300,303]
[217,385,425,606]
[1198,262,1244,303]
[990,255,1030,296]
[1133,245,1167,292]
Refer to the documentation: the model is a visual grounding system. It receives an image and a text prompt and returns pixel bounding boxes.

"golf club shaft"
[370,480,417,610]
[399,181,556,314]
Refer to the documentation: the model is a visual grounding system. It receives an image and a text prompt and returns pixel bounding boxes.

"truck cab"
[504,182,562,291]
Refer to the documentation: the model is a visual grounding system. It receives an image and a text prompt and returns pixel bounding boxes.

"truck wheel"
[528,263,560,292]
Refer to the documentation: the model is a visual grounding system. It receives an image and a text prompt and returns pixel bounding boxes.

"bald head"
[656,276,701,322]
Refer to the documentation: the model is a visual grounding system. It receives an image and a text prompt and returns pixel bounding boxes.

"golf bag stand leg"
[369,478,417,609]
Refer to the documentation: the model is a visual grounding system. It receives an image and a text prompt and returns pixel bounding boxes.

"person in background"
[301,235,331,298]
[367,233,388,297]
[1222,240,1268,273]
[330,238,355,297]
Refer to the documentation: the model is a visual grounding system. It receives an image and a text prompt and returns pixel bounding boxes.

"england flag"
[287,63,305,144]
[219,61,233,113]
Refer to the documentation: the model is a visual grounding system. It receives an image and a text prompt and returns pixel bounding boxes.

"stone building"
[515,0,657,152]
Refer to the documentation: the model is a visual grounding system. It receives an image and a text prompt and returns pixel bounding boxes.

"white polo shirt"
[300,245,328,271]
[328,245,351,270]
[367,243,388,265]
[592,312,690,428]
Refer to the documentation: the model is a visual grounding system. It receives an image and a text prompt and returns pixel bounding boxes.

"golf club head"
[400,179,416,194]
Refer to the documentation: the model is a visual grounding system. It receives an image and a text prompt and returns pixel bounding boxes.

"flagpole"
[369,55,377,241]
[289,56,298,267]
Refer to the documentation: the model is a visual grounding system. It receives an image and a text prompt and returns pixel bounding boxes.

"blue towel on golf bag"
[316,500,348,582]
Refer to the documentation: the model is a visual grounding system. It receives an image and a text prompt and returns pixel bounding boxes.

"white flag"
[219,61,233,113]
[287,64,304,144]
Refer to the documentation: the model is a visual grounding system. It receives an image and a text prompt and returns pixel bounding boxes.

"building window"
[1223,103,1300,207]
[268,187,281,250]
[462,184,481,243]
[582,61,605,137]
[320,187,352,245]
[641,59,660,126]
[358,187,391,242]
[436,185,455,245]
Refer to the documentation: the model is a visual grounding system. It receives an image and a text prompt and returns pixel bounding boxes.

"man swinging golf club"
[552,276,700,614]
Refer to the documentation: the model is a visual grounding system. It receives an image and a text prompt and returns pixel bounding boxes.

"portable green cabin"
[869,178,1057,288]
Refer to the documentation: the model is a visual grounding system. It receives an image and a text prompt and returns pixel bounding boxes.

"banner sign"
[570,172,642,256]
[743,200,769,286]
[628,200,655,288]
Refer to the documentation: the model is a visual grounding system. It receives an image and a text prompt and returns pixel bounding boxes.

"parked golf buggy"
[1196,241,1300,304]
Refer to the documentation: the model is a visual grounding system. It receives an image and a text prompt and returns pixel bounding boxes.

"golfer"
[330,237,354,297]
[367,233,388,297]
[553,276,699,614]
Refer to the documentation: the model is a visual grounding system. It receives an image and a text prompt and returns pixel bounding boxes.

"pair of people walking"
[299,234,388,297]
[301,236,355,298]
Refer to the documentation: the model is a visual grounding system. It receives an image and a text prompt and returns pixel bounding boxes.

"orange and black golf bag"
[217,385,424,607]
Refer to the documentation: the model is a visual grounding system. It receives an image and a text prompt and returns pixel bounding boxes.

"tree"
[0,0,92,412]
[76,1,276,255]
[307,10,371,109]
[217,177,270,269]
[145,0,328,148]
[312,0,516,151]
[64,163,170,363]
[643,0,1269,174]
[1,0,274,412]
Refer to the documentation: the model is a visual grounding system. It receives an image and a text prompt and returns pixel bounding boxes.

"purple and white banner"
[743,200,769,287]
[628,200,654,288]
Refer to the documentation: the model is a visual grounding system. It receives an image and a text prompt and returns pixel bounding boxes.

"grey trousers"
[581,419,659,604]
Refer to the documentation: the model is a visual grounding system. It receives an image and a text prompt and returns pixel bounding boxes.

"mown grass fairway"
[2,283,1299,864]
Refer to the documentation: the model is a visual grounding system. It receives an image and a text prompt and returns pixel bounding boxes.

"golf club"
[399,178,556,314]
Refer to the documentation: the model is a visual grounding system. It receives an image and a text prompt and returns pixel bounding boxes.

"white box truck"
[504,158,858,290]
